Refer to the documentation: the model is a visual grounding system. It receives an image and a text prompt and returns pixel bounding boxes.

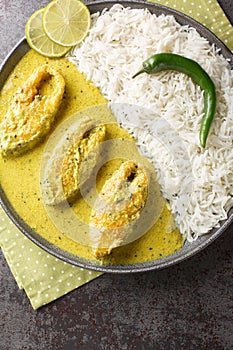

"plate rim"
[0,0,233,273]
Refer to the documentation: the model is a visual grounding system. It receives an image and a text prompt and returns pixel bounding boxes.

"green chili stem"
[133,53,216,148]
[132,69,147,79]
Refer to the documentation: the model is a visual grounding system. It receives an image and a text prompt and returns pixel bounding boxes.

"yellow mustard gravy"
[0,50,183,265]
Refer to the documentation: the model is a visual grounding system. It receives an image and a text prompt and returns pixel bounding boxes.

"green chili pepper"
[132,53,216,148]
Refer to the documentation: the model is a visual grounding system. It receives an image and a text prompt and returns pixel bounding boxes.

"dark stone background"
[1,1,232,349]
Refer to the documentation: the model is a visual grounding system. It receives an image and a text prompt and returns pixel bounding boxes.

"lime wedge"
[43,0,91,47]
[25,8,71,58]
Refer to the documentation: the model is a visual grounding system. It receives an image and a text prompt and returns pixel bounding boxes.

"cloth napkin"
[154,0,233,50]
[1,0,232,310]
[0,207,102,309]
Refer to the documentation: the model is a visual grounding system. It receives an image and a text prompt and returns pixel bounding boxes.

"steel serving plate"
[0,0,232,273]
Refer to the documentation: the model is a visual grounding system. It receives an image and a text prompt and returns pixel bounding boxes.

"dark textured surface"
[1,1,233,349]
[218,0,233,23]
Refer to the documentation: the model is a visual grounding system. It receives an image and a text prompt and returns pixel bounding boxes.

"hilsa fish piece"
[0,64,65,157]
[89,160,148,258]
[41,116,106,205]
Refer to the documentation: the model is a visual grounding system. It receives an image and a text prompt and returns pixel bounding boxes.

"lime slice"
[43,0,91,47]
[25,8,71,58]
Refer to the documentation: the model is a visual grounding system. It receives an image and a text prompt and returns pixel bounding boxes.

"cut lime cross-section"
[43,0,91,47]
[26,8,71,58]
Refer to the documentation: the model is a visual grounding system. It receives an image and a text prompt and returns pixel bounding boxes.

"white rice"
[67,4,233,241]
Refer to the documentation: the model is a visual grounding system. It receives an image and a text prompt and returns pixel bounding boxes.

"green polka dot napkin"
[152,0,233,50]
[0,0,232,310]
[0,207,102,309]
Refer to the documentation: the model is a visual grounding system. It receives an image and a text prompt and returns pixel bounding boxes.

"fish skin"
[42,117,106,205]
[90,160,148,259]
[0,64,65,157]
[61,122,106,203]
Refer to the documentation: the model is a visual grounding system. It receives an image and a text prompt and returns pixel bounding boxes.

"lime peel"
[42,0,91,47]
[25,8,72,58]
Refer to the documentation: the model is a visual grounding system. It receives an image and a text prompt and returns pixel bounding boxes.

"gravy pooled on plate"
[0,50,183,264]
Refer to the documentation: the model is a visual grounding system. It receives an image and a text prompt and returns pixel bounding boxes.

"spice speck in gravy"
[0,50,183,264]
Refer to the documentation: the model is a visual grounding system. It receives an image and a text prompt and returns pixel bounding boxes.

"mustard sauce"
[0,50,183,265]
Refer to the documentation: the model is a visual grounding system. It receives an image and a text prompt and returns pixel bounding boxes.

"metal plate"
[0,1,232,273]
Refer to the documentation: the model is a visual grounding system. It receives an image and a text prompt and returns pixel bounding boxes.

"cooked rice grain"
[68,5,233,241]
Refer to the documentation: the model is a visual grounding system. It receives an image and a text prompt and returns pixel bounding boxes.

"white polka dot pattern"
[0,207,102,309]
